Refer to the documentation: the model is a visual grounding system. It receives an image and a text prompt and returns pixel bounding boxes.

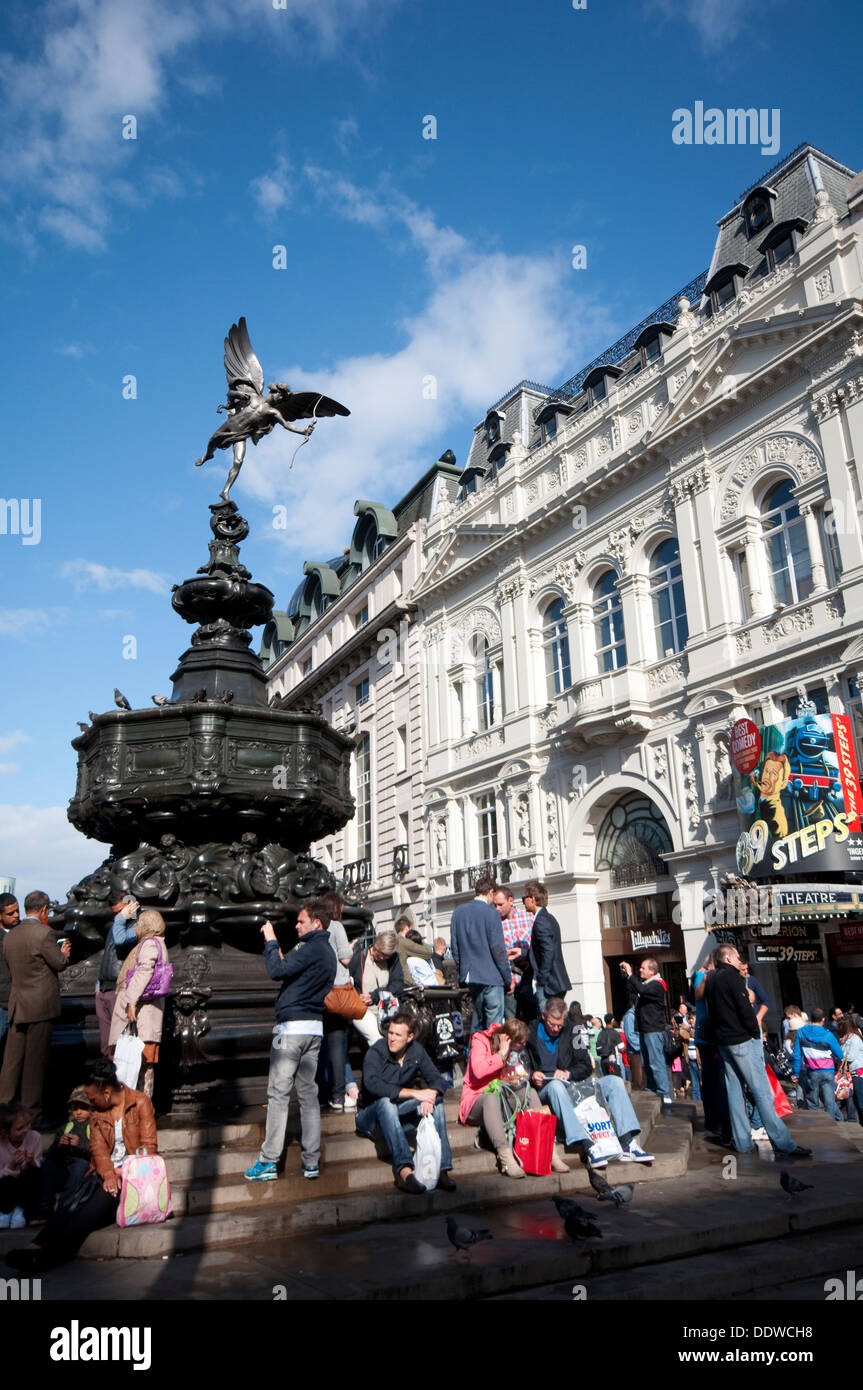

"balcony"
[338,858,372,896]
[452,859,512,894]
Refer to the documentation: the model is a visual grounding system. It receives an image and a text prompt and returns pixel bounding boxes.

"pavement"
[10,1104,863,1301]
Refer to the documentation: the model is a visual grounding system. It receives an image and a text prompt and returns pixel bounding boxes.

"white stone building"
[415,143,863,1033]
[263,455,461,929]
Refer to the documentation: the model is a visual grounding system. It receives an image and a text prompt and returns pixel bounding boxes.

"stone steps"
[0,1094,684,1261]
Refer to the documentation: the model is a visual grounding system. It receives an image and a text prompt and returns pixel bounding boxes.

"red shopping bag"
[514,1110,556,1176]
[764,1064,792,1119]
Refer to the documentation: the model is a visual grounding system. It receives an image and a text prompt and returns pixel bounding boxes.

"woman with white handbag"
[108,910,173,1099]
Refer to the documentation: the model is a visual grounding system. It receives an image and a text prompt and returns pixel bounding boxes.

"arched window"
[761,479,812,606]
[544,598,571,696]
[595,792,673,887]
[650,538,689,657]
[593,571,627,672]
[474,633,494,731]
[355,735,371,863]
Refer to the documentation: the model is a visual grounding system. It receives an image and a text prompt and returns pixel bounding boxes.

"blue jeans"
[698,1042,731,1142]
[0,1008,7,1045]
[356,1095,453,1174]
[260,1033,322,1168]
[719,1037,797,1154]
[538,1075,641,1148]
[688,1056,701,1101]
[803,1070,843,1121]
[641,1031,672,1101]
[468,983,504,1034]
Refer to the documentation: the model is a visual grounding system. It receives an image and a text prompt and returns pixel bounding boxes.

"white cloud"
[60,560,169,595]
[0,608,56,636]
[238,172,611,560]
[647,0,755,49]
[250,154,292,217]
[0,731,31,755]
[0,764,20,776]
[0,805,110,905]
[0,0,403,253]
[57,342,93,358]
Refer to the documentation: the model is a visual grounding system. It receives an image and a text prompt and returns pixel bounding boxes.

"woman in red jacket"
[459,1019,569,1178]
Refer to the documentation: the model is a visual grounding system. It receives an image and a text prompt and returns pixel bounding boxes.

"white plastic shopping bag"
[114,1029,145,1089]
[414,1113,442,1191]
[573,1094,624,1162]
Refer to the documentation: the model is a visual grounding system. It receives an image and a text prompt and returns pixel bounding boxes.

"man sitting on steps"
[524,997,654,1169]
[356,1013,457,1194]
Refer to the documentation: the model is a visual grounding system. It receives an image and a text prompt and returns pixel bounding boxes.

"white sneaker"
[621,1142,654,1164]
[751,1127,769,1141]
[0,1211,11,1229]
[10,1207,27,1230]
[344,1090,358,1112]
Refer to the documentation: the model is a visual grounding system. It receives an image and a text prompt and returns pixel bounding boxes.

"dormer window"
[458,464,487,498]
[488,442,511,475]
[534,399,575,447]
[581,365,622,407]
[743,186,777,239]
[633,322,675,370]
[484,409,504,446]
[758,218,806,272]
[704,263,748,314]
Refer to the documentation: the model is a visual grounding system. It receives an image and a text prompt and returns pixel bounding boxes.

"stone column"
[800,504,828,592]
[492,658,504,724]
[811,401,863,573]
[497,588,519,712]
[616,574,649,665]
[743,520,772,615]
[672,488,707,636]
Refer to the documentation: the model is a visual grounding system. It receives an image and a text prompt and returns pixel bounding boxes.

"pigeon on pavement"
[445,1216,492,1255]
[598,1184,635,1207]
[780,1170,813,1197]
[564,1208,602,1242]
[114,688,131,711]
[151,695,169,707]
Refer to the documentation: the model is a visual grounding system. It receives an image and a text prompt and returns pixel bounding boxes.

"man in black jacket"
[356,1013,456,1194]
[524,997,653,1167]
[704,944,810,1158]
[245,898,337,1183]
[0,893,20,1053]
[621,957,672,1107]
[524,882,570,1011]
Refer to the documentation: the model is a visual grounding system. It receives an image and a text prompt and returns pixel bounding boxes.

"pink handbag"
[117,1150,172,1227]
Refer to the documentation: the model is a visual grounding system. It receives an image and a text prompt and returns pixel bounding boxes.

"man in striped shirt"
[493,887,534,1020]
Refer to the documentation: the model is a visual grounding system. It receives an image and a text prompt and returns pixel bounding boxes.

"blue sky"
[1,0,861,901]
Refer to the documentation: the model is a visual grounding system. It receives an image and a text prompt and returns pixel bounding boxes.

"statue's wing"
[276,390,351,422]
[223,317,265,394]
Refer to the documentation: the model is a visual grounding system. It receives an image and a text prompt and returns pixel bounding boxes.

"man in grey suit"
[450,875,513,1033]
[524,880,571,1012]
[0,890,71,1116]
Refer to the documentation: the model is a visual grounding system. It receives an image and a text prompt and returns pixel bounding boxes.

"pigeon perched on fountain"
[151,695,169,707]
[88,712,99,723]
[114,689,131,711]
[76,722,88,733]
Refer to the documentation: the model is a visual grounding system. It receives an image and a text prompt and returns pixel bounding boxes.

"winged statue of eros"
[194,317,350,500]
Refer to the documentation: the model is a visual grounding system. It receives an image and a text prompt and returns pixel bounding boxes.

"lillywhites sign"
[630,928,672,952]
[731,713,863,878]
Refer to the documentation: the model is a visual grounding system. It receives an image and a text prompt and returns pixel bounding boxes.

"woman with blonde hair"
[108,910,172,1099]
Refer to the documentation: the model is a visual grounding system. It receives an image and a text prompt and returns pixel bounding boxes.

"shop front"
[599,891,687,1019]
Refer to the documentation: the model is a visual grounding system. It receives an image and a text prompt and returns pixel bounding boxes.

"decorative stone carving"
[546,552,587,601]
[598,434,611,457]
[457,607,502,648]
[720,436,823,521]
[572,448,587,471]
[673,370,688,393]
[762,606,815,642]
[648,659,685,689]
[815,268,834,301]
[433,815,448,869]
[651,744,668,782]
[527,481,539,503]
[680,742,701,830]
[545,792,560,862]
[826,593,846,621]
[736,629,752,656]
[514,793,531,848]
[628,411,642,435]
[676,297,697,331]
[813,189,837,224]
[545,470,559,493]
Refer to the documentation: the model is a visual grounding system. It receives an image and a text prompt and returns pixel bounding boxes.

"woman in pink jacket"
[460,1019,569,1178]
